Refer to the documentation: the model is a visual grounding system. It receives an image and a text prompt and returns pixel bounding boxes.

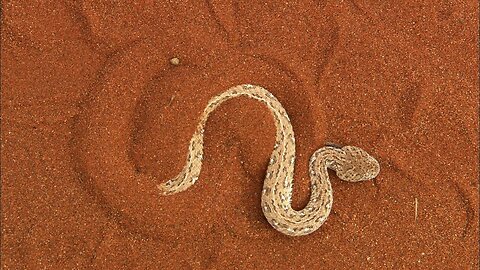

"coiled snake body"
[158,84,380,236]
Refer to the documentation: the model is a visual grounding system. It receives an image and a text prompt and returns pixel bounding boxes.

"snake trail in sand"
[158,84,380,236]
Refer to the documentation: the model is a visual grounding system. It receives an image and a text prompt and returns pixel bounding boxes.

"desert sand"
[2,1,478,269]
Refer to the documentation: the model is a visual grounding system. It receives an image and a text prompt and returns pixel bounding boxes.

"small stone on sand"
[170,57,180,65]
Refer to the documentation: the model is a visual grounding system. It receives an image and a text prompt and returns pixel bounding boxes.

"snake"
[158,84,380,236]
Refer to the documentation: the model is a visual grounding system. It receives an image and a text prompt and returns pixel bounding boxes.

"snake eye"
[325,142,343,149]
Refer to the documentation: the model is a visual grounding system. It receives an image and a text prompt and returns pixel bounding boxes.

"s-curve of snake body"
[157,84,380,236]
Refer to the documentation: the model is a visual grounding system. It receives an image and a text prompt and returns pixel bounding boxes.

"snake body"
[158,84,380,236]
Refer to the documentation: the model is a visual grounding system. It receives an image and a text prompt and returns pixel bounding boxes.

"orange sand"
[2,1,479,269]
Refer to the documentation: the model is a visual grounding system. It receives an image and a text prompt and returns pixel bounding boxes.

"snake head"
[335,146,380,182]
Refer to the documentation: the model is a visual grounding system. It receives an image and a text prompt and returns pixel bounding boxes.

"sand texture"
[1,1,479,269]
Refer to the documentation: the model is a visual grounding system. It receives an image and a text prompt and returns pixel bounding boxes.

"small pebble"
[170,57,180,65]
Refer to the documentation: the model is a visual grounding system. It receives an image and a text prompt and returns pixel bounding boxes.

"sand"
[1,1,478,269]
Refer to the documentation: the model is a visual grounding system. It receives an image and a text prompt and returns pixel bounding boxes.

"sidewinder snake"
[158,84,380,236]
